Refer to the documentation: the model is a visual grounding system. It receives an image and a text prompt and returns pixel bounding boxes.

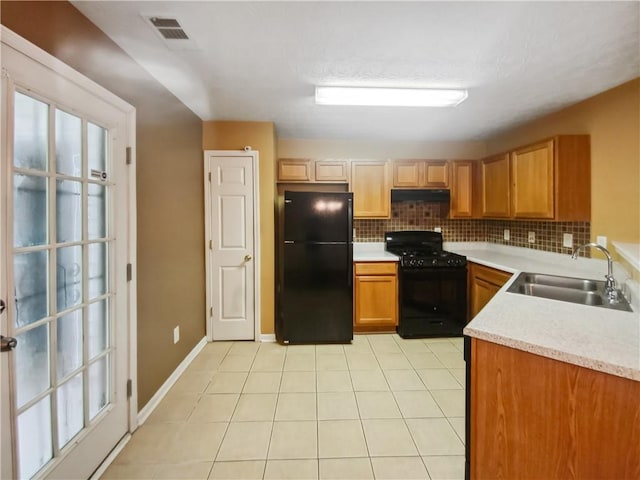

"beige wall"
[202,122,277,335]
[2,1,206,409]
[278,138,486,160]
[486,79,640,247]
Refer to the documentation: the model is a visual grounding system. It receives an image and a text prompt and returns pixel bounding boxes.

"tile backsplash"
[354,201,591,256]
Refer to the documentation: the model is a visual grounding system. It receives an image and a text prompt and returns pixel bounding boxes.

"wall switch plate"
[434,227,442,233]
[353,228,356,240]
[563,233,573,248]
[503,229,510,241]
[596,235,607,248]
[528,231,536,243]
[173,326,180,344]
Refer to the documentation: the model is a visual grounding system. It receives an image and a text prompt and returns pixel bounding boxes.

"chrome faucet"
[571,243,619,302]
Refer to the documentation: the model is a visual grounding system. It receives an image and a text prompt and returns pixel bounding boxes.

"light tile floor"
[102,334,465,480]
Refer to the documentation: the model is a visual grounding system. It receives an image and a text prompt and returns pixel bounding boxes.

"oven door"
[397,266,467,338]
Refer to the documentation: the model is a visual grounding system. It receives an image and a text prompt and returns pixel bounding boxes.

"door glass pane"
[89,356,109,419]
[15,323,50,408]
[88,122,107,175]
[56,309,83,379]
[56,179,82,243]
[57,245,82,311]
[14,250,48,328]
[55,109,82,177]
[13,92,48,171]
[88,183,106,239]
[88,242,107,299]
[13,173,47,248]
[17,395,52,480]
[88,300,108,359]
[57,374,84,448]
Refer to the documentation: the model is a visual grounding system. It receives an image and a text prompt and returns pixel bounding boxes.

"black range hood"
[391,189,450,203]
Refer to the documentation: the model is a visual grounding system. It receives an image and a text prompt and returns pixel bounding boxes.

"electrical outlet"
[563,233,573,248]
[596,235,607,248]
[173,326,180,344]
[434,227,442,233]
[503,229,510,241]
[528,231,536,243]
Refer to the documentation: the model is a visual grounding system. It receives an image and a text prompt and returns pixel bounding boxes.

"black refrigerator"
[277,191,354,344]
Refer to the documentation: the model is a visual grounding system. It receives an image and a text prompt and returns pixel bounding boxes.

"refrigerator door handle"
[347,197,353,288]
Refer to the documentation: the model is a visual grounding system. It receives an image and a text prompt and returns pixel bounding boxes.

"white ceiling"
[72,1,639,142]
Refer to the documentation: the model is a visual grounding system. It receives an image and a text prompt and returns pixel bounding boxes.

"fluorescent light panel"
[315,86,468,107]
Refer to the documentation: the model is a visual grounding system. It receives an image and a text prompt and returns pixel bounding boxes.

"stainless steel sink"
[519,273,599,292]
[507,272,633,312]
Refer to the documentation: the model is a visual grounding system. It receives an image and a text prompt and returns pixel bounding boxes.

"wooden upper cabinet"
[481,136,590,221]
[351,161,391,218]
[450,160,475,218]
[392,160,449,188]
[393,160,421,187]
[278,159,312,182]
[511,140,554,218]
[315,160,348,182]
[278,159,349,183]
[481,153,510,218]
[424,161,449,187]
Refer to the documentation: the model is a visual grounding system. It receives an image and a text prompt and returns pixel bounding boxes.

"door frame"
[0,26,138,478]
[203,150,261,342]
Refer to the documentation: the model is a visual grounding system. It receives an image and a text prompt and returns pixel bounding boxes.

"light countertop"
[446,242,640,382]
[353,242,399,262]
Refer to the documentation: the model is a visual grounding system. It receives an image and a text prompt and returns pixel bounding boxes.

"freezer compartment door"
[284,191,352,242]
[281,243,353,343]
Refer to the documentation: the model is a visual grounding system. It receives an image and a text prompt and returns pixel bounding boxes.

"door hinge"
[210,307,213,317]
[209,240,213,250]
[126,263,132,282]
[208,172,212,182]
[126,146,132,165]
[126,379,133,398]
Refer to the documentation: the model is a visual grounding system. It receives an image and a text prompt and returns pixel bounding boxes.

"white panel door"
[1,29,134,480]
[206,153,256,341]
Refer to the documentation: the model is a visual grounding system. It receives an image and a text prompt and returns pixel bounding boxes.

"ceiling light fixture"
[315,86,468,107]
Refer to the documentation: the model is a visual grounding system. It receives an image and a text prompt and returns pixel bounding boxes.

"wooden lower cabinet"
[468,263,512,319]
[353,262,398,332]
[469,338,640,479]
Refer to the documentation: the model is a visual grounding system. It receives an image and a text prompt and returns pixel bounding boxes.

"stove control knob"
[418,259,424,267]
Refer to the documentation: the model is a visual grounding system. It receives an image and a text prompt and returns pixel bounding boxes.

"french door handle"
[1,335,17,352]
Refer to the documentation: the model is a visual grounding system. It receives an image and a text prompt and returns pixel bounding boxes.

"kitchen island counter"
[447,242,639,381]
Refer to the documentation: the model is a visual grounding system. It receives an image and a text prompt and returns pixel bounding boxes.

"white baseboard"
[90,433,131,480]
[260,333,276,343]
[137,336,207,425]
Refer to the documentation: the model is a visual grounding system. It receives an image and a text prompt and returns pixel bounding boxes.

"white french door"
[0,28,136,479]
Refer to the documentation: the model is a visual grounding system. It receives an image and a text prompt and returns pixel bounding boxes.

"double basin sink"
[507,272,633,312]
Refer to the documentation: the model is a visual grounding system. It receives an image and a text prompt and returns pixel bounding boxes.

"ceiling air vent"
[150,17,189,40]
[145,15,199,50]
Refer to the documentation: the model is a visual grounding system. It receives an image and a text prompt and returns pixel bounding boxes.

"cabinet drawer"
[354,262,397,275]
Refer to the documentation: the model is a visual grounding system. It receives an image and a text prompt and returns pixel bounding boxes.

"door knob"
[0,299,5,314]
[1,335,17,352]
[244,254,252,262]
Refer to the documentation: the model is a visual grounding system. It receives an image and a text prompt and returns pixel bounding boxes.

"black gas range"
[385,231,467,338]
